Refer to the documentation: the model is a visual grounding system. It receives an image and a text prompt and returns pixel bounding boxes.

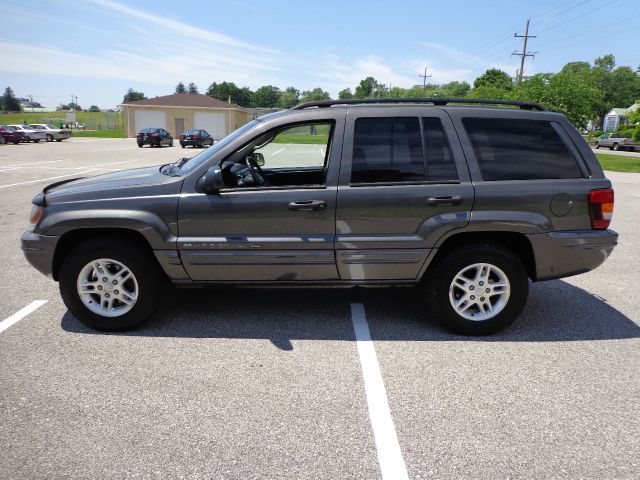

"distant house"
[120,94,253,139]
[602,103,639,131]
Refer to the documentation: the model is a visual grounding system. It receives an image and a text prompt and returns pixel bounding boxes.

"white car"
[6,125,47,143]
[29,124,71,142]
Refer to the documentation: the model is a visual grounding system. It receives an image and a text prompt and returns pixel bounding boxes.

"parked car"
[179,129,214,148]
[5,125,46,143]
[29,124,71,142]
[0,126,26,144]
[22,98,617,335]
[136,128,173,148]
[594,133,637,151]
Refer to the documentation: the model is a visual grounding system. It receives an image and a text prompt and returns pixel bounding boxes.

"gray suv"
[21,98,618,335]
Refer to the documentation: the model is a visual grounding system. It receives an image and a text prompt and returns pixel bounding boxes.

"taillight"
[179,134,184,139]
[193,134,200,138]
[588,188,614,229]
[151,133,159,137]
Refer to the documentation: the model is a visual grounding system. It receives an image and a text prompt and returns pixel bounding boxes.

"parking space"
[1,139,639,478]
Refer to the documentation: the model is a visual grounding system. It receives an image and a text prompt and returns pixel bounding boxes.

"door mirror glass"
[252,152,265,166]
[196,165,225,194]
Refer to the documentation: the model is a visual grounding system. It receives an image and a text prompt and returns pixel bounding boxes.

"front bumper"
[527,229,618,281]
[21,230,60,277]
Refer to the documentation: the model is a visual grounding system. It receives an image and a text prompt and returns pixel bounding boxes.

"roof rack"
[291,97,547,111]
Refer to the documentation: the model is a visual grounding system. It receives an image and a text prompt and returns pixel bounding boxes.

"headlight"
[30,205,43,225]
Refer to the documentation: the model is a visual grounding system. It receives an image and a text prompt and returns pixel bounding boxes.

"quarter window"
[351,117,424,183]
[462,118,583,181]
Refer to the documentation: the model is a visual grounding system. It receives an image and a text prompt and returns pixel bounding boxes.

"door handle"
[427,195,462,206]
[288,200,327,211]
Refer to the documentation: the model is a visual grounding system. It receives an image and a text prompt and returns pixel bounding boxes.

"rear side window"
[352,117,424,183]
[462,118,583,181]
[423,117,458,181]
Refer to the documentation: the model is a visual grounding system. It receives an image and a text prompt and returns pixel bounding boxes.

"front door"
[335,109,474,280]
[177,118,344,281]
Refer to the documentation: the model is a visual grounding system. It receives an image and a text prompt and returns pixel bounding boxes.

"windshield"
[139,128,158,133]
[179,120,261,174]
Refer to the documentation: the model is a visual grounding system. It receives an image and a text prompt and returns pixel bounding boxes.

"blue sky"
[1,0,639,109]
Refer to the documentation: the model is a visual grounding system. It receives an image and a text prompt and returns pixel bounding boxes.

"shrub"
[632,128,640,142]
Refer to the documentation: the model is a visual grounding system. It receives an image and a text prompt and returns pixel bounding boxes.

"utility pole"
[418,66,431,95]
[513,19,537,83]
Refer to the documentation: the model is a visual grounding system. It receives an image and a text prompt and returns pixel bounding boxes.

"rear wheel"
[56,139,63,142]
[33,139,40,143]
[0,135,5,144]
[423,244,529,335]
[59,240,164,331]
[169,139,173,147]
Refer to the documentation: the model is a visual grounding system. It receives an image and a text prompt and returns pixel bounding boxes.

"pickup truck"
[594,133,637,151]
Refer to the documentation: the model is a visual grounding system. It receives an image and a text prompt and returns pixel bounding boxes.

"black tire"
[46,134,53,142]
[33,139,40,143]
[594,142,600,149]
[0,136,5,144]
[59,239,165,331]
[180,143,185,148]
[169,139,173,147]
[613,143,619,151]
[137,142,143,148]
[423,244,529,335]
[56,139,63,142]
[12,141,20,144]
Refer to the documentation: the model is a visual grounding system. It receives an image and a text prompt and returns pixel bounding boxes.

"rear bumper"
[21,230,59,277]
[180,139,203,146]
[527,229,618,281]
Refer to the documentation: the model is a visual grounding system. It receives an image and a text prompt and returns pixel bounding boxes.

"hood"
[44,165,184,204]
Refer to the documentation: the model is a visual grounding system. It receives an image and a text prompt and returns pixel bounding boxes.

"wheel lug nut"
[486,288,490,293]
[480,297,485,301]
[470,295,475,300]
[479,281,484,286]
[469,286,474,290]
[114,290,119,295]
[97,285,103,291]
[105,293,110,298]
[102,277,108,282]
[112,280,118,285]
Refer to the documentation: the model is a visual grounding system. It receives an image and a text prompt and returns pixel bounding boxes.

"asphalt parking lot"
[1,138,639,479]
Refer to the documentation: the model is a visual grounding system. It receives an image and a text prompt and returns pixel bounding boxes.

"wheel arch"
[422,231,536,281]
[52,228,163,281]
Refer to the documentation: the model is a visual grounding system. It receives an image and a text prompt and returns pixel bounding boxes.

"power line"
[512,19,537,83]
[536,0,621,34]
[418,66,432,95]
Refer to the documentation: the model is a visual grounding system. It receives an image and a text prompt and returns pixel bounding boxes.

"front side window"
[219,122,334,189]
[351,117,424,184]
[462,118,583,181]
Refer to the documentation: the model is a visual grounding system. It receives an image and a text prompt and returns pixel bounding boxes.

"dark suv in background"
[136,128,173,148]
[22,98,617,335]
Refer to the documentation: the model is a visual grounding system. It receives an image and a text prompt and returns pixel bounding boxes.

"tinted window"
[352,117,423,183]
[462,118,582,181]
[422,117,458,181]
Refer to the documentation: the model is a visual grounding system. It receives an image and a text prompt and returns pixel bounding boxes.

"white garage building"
[121,94,253,140]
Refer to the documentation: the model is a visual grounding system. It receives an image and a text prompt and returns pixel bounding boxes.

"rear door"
[335,107,473,280]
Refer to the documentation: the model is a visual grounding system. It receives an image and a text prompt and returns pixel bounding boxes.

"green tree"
[628,102,640,126]
[354,77,383,98]
[187,82,199,94]
[88,105,100,112]
[466,85,512,100]
[473,69,513,91]
[338,88,354,99]
[300,88,331,103]
[206,81,252,106]
[3,86,21,111]
[278,92,299,109]
[174,82,187,94]
[123,88,146,103]
[439,81,471,97]
[590,55,640,124]
[251,85,281,108]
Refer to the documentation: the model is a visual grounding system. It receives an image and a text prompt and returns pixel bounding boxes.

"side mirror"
[196,165,225,194]
[252,152,265,166]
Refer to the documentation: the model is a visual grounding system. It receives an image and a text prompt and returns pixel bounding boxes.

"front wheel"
[594,142,600,149]
[46,134,53,142]
[613,143,619,151]
[33,139,40,143]
[59,240,164,331]
[423,244,529,335]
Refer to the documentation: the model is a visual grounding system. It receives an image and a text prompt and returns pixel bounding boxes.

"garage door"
[134,110,167,132]
[194,112,226,140]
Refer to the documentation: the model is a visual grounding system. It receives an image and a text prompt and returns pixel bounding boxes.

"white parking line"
[271,148,285,156]
[350,303,409,480]
[0,300,48,334]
